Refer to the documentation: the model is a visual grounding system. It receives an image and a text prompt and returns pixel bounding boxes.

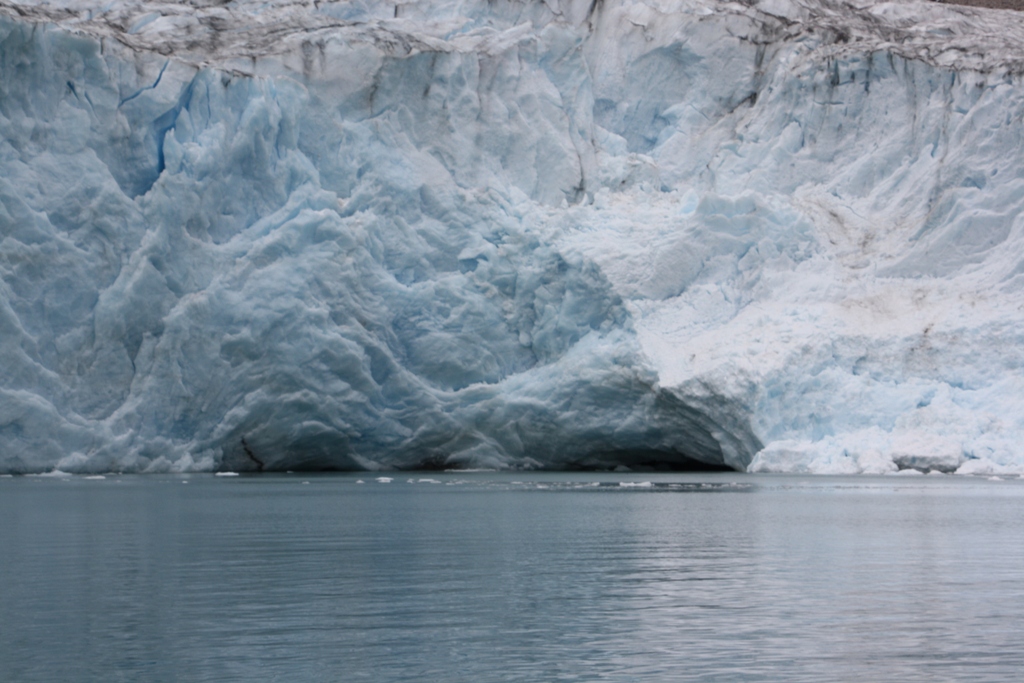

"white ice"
[2,0,1024,475]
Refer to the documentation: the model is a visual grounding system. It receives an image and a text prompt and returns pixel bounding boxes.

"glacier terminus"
[2,0,1024,475]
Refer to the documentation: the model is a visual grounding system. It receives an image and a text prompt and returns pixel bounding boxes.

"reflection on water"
[2,472,1024,682]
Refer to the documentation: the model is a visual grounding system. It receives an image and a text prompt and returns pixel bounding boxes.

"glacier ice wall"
[2,0,1024,474]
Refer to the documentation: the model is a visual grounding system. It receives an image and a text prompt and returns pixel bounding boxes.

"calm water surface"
[2,472,1024,682]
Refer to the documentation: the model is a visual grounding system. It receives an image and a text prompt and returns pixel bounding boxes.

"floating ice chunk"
[956,458,1018,477]
[890,433,965,474]
[215,472,240,477]
[375,477,394,483]
[84,475,107,480]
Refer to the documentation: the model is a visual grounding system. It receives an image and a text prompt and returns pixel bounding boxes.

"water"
[2,472,1024,682]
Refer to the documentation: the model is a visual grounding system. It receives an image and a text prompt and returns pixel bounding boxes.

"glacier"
[2,0,1024,475]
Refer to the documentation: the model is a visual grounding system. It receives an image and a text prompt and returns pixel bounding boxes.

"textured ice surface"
[2,0,1024,474]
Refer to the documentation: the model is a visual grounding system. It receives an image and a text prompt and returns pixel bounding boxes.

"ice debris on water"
[2,0,1024,475]
[38,470,73,478]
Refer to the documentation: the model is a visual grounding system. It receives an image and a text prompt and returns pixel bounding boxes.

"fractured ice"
[2,0,1024,474]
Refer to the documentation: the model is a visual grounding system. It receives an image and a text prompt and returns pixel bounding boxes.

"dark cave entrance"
[558,449,737,472]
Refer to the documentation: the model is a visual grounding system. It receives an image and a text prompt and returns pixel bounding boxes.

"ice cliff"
[2,0,1024,474]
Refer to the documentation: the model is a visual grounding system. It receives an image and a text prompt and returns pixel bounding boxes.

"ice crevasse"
[2,0,1024,475]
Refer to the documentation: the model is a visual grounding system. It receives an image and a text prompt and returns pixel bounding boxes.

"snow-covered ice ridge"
[3,0,1024,475]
